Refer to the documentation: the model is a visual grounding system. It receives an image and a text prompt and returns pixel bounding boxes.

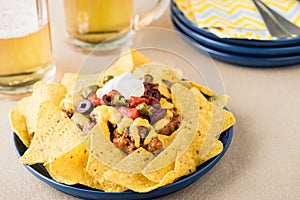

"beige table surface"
[1,1,300,199]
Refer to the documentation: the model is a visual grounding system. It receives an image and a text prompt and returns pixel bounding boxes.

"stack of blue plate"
[171,1,300,68]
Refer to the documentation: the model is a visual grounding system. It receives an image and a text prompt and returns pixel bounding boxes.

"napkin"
[174,0,300,40]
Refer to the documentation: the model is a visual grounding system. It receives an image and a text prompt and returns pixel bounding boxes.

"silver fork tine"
[252,0,300,38]
[252,0,289,38]
[255,0,300,36]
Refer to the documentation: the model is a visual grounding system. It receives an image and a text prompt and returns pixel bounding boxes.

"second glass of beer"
[64,0,169,51]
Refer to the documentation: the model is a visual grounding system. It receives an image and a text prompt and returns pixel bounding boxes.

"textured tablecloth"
[1,0,299,199]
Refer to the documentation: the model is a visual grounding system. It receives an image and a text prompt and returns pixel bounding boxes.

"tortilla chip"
[86,156,127,192]
[45,137,110,190]
[190,87,235,164]
[133,62,183,84]
[15,96,30,117]
[180,80,216,97]
[223,111,236,131]
[142,84,200,183]
[103,48,134,77]
[131,48,150,67]
[172,150,197,179]
[45,143,89,185]
[158,83,172,99]
[103,148,158,192]
[106,149,197,193]
[23,82,67,137]
[104,169,157,193]
[209,94,229,108]
[89,123,126,167]
[19,101,81,164]
[112,147,155,173]
[197,140,223,165]
[9,106,30,147]
[61,73,100,107]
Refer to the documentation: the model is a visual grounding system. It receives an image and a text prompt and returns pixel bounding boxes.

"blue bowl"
[171,13,300,57]
[172,17,300,68]
[13,126,233,200]
[171,1,300,47]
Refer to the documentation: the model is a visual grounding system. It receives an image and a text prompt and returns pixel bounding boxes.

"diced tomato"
[128,108,139,119]
[129,96,147,107]
[107,89,119,98]
[88,92,101,107]
[117,107,139,120]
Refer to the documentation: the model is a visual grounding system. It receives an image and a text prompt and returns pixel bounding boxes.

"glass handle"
[133,0,170,29]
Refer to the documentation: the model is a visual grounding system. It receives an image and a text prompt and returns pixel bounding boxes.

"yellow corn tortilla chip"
[132,62,183,85]
[156,129,180,148]
[97,47,150,87]
[61,73,100,94]
[112,147,155,173]
[23,82,67,137]
[190,87,235,164]
[142,84,200,183]
[61,73,101,108]
[89,123,126,167]
[45,137,114,191]
[191,88,221,160]
[79,172,108,191]
[9,106,30,147]
[197,140,224,165]
[45,143,89,185]
[86,156,127,192]
[209,94,229,108]
[101,48,134,77]
[19,101,81,165]
[105,149,197,193]
[104,170,158,193]
[103,148,157,192]
[223,111,236,131]
[131,48,150,67]
[11,82,67,144]
[180,80,216,97]
[14,96,30,118]
[180,81,230,108]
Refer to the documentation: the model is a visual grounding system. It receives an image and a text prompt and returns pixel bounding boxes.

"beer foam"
[0,0,47,38]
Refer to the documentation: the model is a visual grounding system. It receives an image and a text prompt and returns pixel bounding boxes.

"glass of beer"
[0,0,55,95]
[64,0,169,51]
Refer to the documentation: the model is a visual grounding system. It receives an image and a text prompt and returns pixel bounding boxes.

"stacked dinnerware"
[171,0,300,68]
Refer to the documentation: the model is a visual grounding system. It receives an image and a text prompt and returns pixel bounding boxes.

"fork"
[252,0,300,38]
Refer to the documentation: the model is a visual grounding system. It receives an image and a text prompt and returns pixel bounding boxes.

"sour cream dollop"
[96,72,144,99]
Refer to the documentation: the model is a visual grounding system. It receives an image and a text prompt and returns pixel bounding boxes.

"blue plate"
[172,18,300,67]
[13,126,233,200]
[171,1,300,47]
[172,14,300,57]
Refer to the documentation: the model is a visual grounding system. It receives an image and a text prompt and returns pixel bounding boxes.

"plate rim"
[171,0,300,47]
[12,125,234,199]
[172,17,300,68]
[171,12,300,57]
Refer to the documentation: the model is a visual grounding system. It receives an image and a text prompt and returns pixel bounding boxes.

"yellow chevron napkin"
[174,0,300,40]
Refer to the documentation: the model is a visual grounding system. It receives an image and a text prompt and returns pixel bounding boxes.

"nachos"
[10,49,235,192]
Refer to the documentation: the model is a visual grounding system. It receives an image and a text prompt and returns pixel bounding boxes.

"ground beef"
[158,113,181,136]
[111,129,137,153]
[145,137,163,155]
[110,127,163,155]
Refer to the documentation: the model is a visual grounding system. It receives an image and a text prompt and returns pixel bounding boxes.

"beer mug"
[64,0,170,51]
[0,0,55,95]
